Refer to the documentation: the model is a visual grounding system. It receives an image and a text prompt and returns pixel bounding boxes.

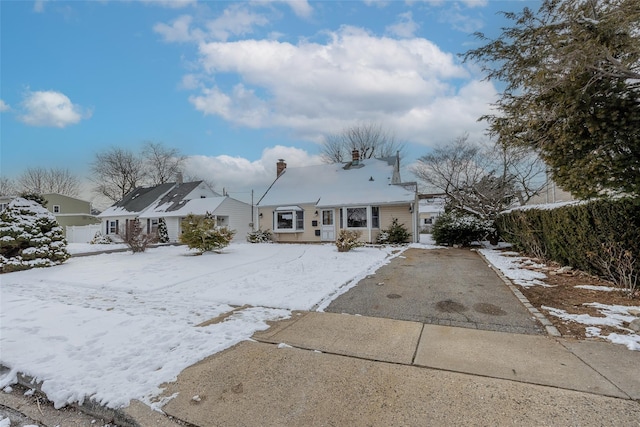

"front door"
[321,209,335,241]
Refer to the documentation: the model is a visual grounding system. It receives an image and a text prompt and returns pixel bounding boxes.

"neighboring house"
[139,195,251,242]
[98,180,249,242]
[418,194,445,232]
[527,178,576,205]
[42,193,100,236]
[256,151,419,244]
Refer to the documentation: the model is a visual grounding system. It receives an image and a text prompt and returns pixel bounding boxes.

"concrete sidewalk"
[155,311,640,426]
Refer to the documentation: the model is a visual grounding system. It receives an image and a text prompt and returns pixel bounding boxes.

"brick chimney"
[351,149,360,165]
[176,172,183,185]
[276,159,287,177]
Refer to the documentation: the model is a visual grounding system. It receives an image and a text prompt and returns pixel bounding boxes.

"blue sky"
[1,0,538,205]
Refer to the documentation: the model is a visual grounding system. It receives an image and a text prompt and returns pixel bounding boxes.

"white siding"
[165,217,182,242]
[217,198,252,242]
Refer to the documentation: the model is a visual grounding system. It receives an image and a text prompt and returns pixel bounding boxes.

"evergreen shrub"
[432,210,494,246]
[180,214,236,253]
[377,218,411,244]
[0,197,70,272]
[247,228,273,243]
[157,218,170,243]
[496,198,639,296]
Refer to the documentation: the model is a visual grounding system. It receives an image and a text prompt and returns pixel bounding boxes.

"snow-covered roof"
[139,197,227,218]
[98,183,176,217]
[257,158,415,208]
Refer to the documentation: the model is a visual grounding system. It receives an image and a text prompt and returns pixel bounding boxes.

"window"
[149,219,159,233]
[108,220,118,234]
[371,206,380,228]
[347,207,367,228]
[53,205,61,213]
[277,212,294,229]
[274,208,304,231]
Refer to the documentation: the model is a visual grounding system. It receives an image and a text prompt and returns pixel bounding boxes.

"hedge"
[496,198,639,292]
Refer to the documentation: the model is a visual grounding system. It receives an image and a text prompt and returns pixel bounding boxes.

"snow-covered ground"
[480,248,640,351]
[0,241,414,410]
[2,236,637,417]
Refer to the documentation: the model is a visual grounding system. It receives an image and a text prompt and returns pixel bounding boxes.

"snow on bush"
[90,231,114,245]
[247,228,273,243]
[0,197,70,273]
[336,229,362,252]
[432,210,494,247]
[180,214,236,253]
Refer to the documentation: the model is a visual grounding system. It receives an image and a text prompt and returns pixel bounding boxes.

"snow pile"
[0,243,403,409]
[543,304,640,351]
[478,248,549,288]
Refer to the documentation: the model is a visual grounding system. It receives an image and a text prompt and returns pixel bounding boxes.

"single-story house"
[98,179,252,242]
[256,151,419,243]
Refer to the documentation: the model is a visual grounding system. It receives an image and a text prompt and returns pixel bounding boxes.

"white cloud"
[460,0,488,8]
[184,145,323,201]
[183,25,494,148]
[280,0,313,18]
[205,5,269,41]
[139,0,196,9]
[0,100,10,112]
[33,0,48,13]
[439,9,484,33]
[154,15,199,43]
[386,12,419,38]
[154,6,269,43]
[19,90,91,128]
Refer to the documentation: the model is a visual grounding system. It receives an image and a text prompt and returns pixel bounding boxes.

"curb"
[475,249,562,337]
[1,365,141,427]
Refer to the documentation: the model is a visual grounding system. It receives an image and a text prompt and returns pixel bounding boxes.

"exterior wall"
[258,203,319,243]
[218,198,252,242]
[165,217,182,242]
[101,215,138,239]
[43,194,92,214]
[379,204,415,243]
[184,184,219,200]
[258,202,417,244]
[161,198,252,243]
[527,180,575,205]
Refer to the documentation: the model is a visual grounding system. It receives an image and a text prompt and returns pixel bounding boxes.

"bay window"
[274,207,304,232]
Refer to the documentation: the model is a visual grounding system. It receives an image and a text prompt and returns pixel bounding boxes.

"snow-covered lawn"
[480,248,640,351]
[0,242,406,410]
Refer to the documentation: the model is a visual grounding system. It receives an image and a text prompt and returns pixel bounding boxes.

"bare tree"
[91,147,146,203]
[321,122,405,163]
[17,167,80,196]
[411,134,546,220]
[0,176,17,196]
[142,141,186,185]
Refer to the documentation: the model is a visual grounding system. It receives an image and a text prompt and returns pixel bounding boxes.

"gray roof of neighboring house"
[149,181,204,212]
[99,183,175,217]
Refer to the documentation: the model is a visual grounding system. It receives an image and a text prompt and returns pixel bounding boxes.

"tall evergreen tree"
[464,0,640,198]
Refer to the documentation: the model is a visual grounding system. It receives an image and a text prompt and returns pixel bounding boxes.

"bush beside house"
[432,210,495,247]
[180,214,236,254]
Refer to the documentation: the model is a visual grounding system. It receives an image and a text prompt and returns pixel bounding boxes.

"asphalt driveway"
[325,247,545,335]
